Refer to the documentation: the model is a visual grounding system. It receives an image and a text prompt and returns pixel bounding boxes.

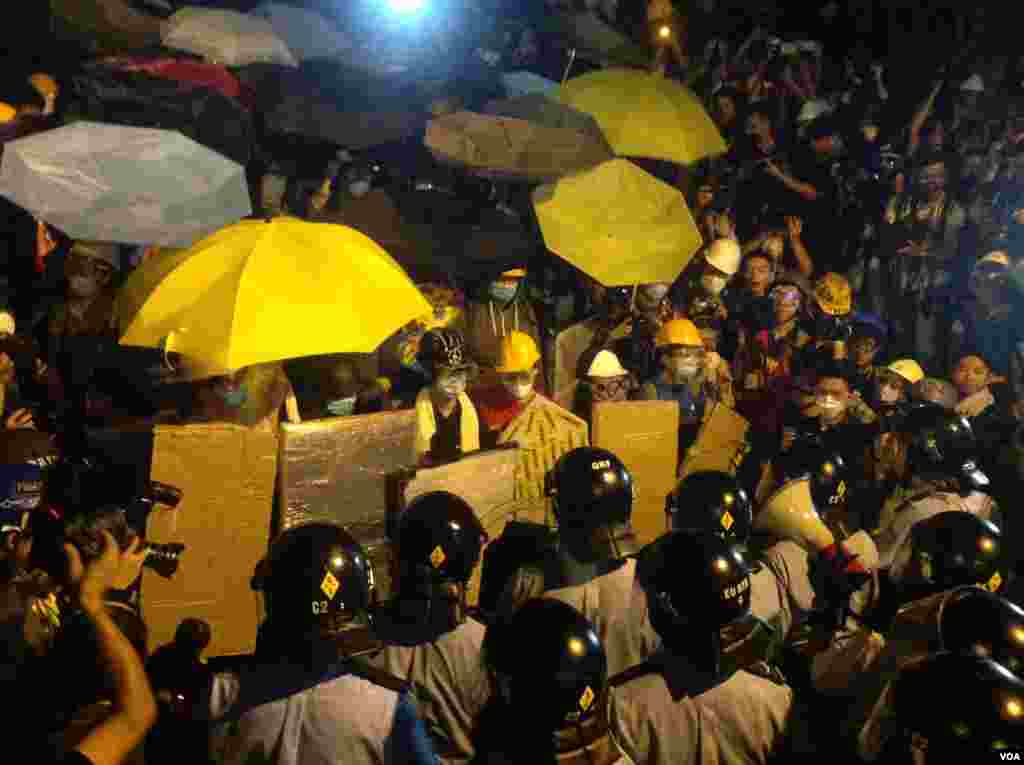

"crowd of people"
[4,1,1024,765]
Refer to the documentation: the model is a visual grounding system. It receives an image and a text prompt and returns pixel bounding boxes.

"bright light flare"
[388,0,426,14]
[658,25,671,40]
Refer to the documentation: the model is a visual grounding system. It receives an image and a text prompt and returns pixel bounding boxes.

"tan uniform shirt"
[610,668,794,765]
[372,619,490,765]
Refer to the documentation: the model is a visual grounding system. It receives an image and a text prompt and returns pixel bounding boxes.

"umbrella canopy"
[558,68,727,165]
[483,94,606,140]
[501,71,558,98]
[161,7,298,67]
[425,111,613,182]
[52,0,163,55]
[251,3,352,62]
[119,218,432,375]
[267,95,426,151]
[100,56,256,108]
[542,13,650,69]
[532,159,703,286]
[0,122,252,247]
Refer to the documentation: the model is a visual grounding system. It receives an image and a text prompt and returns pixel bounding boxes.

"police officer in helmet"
[371,492,490,764]
[666,470,753,543]
[477,598,625,765]
[609,531,794,765]
[208,523,438,765]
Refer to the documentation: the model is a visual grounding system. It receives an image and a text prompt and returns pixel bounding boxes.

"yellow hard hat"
[656,318,703,349]
[500,268,527,279]
[0,103,16,123]
[495,331,541,373]
[814,272,852,316]
[29,73,58,99]
[886,359,925,385]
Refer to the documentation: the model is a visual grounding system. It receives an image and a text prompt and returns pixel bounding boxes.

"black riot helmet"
[891,653,1024,760]
[637,531,754,655]
[396,492,487,587]
[940,588,1024,676]
[485,598,607,734]
[895,512,1005,596]
[775,443,848,513]
[899,404,988,492]
[666,471,753,542]
[546,447,635,562]
[252,523,374,638]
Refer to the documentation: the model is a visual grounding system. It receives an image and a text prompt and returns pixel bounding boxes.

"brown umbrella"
[425,111,614,183]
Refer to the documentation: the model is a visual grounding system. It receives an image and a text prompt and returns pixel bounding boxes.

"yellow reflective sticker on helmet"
[721,510,735,531]
[579,686,595,712]
[321,571,340,600]
[836,480,847,500]
[987,571,1004,593]
[430,545,447,569]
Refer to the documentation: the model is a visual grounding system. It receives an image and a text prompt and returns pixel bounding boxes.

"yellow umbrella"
[118,217,432,375]
[533,159,703,287]
[557,68,727,165]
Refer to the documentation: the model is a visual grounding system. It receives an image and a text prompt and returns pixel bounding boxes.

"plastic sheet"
[161,7,298,68]
[252,3,352,62]
[0,122,252,247]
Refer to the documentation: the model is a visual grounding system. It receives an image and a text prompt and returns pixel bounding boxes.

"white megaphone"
[753,477,835,553]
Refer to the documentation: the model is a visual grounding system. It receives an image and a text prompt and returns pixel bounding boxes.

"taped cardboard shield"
[389,446,523,605]
[591,401,678,545]
[143,423,278,658]
[498,396,589,526]
[553,318,631,409]
[679,402,751,479]
[277,410,417,601]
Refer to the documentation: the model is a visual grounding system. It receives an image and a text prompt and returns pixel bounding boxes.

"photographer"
[48,530,157,765]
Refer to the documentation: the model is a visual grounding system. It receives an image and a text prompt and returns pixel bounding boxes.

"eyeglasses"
[589,378,629,399]
[771,288,802,304]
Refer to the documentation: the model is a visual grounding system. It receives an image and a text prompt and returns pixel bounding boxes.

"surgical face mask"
[326,396,357,417]
[435,370,468,398]
[701,274,728,296]
[763,238,785,259]
[349,179,371,198]
[665,349,703,380]
[489,282,518,304]
[217,384,248,408]
[816,394,845,415]
[501,372,534,401]
[68,275,100,298]
[878,383,901,404]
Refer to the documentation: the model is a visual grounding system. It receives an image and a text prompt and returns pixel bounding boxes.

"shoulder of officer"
[346,655,412,695]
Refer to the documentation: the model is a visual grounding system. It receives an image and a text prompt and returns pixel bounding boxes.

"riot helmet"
[891,653,1024,759]
[775,443,848,513]
[546,447,636,563]
[899,404,988,491]
[252,523,374,640]
[396,492,486,586]
[666,471,752,542]
[940,588,1024,675]
[485,598,607,736]
[892,511,1005,596]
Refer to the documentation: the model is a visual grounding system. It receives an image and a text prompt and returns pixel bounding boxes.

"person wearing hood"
[461,262,543,393]
[613,282,672,385]
[845,315,887,404]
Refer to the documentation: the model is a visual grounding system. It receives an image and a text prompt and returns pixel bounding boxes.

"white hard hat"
[586,349,627,378]
[961,74,985,93]
[0,311,14,336]
[797,99,832,124]
[705,238,741,276]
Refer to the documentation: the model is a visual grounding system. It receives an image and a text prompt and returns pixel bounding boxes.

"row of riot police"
[184,401,1024,764]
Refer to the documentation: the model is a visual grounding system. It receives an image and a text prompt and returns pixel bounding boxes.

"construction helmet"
[893,512,1005,595]
[585,350,627,379]
[28,73,58,100]
[666,471,753,542]
[891,653,1024,759]
[495,331,540,373]
[655,318,703,349]
[813,272,852,316]
[500,268,527,279]
[887,358,925,385]
[484,598,607,733]
[0,103,16,123]
[705,238,742,276]
[395,491,487,586]
[252,523,374,636]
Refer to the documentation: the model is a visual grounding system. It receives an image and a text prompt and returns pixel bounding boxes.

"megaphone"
[753,477,835,552]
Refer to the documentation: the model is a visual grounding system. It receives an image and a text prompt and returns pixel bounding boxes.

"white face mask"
[436,376,467,399]
[68,275,100,298]
[701,274,728,296]
[669,359,701,380]
[349,179,371,197]
[326,396,358,417]
[816,395,845,414]
[878,384,901,404]
[504,381,534,401]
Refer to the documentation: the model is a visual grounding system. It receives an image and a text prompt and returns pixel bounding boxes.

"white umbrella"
[0,121,252,247]
[251,3,351,62]
[161,7,298,67]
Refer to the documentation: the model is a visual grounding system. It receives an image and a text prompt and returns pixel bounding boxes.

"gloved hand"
[808,542,872,632]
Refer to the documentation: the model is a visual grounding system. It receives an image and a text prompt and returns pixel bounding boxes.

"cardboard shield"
[552,317,631,410]
[388,446,522,605]
[277,410,417,601]
[679,402,751,479]
[591,400,679,545]
[498,396,589,526]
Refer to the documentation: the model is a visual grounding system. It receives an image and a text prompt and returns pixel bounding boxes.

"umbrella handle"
[562,48,577,85]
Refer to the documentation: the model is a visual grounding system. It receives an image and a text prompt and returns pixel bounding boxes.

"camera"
[62,506,185,579]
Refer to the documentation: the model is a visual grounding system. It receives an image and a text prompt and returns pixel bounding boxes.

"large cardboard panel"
[277,410,417,599]
[143,423,278,658]
[679,402,751,479]
[391,446,523,605]
[591,401,678,545]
